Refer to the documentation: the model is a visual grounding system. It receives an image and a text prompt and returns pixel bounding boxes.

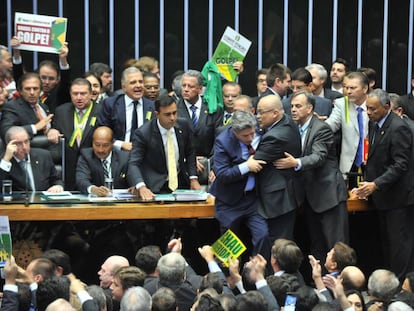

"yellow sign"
[211,229,246,267]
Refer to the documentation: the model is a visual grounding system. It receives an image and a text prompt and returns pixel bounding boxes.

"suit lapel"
[302,117,315,156]
[368,114,391,157]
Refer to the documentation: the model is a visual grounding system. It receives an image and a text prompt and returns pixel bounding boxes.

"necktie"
[102,159,110,179]
[33,104,46,134]
[245,144,256,191]
[76,110,84,146]
[355,107,364,167]
[40,93,48,103]
[19,160,35,191]
[190,105,198,127]
[371,123,380,145]
[130,101,139,139]
[167,130,178,191]
[224,113,232,125]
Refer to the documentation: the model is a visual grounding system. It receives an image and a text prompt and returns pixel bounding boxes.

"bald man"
[76,126,129,196]
[255,95,301,242]
[98,255,129,288]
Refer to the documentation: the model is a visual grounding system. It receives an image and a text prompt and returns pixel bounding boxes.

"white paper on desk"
[41,191,78,200]
[42,191,73,196]
[113,189,135,200]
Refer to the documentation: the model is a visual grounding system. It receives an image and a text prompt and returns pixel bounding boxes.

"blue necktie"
[355,107,364,167]
[245,144,255,191]
[190,105,198,126]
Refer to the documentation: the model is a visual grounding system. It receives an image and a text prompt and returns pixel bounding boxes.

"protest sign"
[211,27,252,82]
[15,12,67,54]
[211,229,246,267]
[0,216,12,268]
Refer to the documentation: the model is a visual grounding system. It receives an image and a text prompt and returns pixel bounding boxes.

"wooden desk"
[0,197,215,221]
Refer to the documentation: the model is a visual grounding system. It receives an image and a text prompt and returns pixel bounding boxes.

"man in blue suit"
[98,66,155,151]
[210,110,269,257]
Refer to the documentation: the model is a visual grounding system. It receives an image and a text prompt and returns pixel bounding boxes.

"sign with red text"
[15,12,67,54]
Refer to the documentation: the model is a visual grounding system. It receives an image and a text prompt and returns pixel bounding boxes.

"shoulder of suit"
[54,102,73,114]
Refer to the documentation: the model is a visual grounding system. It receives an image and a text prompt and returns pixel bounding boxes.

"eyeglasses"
[256,109,275,115]
[40,76,57,81]
[144,85,160,90]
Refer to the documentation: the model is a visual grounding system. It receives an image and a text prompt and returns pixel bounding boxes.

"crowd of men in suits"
[1,37,414,293]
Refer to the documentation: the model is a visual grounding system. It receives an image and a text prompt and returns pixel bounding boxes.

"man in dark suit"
[0,126,63,192]
[0,72,62,144]
[260,63,292,100]
[11,38,71,114]
[282,68,332,119]
[76,126,128,196]
[401,75,414,120]
[275,91,349,261]
[177,70,223,170]
[53,78,100,190]
[128,95,201,200]
[254,95,301,242]
[98,66,155,152]
[210,110,269,256]
[352,89,414,279]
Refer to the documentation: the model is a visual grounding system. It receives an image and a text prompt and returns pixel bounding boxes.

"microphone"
[23,155,29,207]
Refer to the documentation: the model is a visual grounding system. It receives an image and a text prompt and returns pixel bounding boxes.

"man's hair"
[41,249,72,275]
[405,272,414,292]
[267,63,291,87]
[89,62,112,76]
[312,302,342,311]
[114,266,146,290]
[389,93,402,109]
[267,274,301,307]
[157,252,186,286]
[256,68,268,81]
[291,90,315,110]
[182,69,204,86]
[5,126,28,144]
[143,71,160,82]
[71,77,92,92]
[31,258,56,280]
[271,239,304,273]
[222,81,242,93]
[199,272,224,294]
[368,269,400,303]
[134,245,162,275]
[219,294,237,311]
[236,290,267,311]
[234,95,254,110]
[332,242,357,271]
[135,56,158,73]
[357,67,377,82]
[120,286,152,311]
[292,286,320,311]
[151,287,177,311]
[305,63,328,80]
[36,276,70,311]
[17,72,42,92]
[345,71,370,87]
[332,58,350,71]
[84,72,103,88]
[155,95,176,112]
[38,60,59,77]
[121,66,142,84]
[291,68,313,85]
[367,89,390,107]
[231,110,256,132]
[86,285,107,311]
[195,294,224,311]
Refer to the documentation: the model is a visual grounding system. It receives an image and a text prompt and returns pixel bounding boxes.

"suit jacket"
[0,148,63,191]
[401,92,414,120]
[76,148,129,193]
[209,127,252,206]
[0,290,19,311]
[254,114,302,219]
[365,112,412,210]
[177,98,223,156]
[282,95,332,117]
[127,118,197,193]
[402,115,414,206]
[325,97,362,176]
[0,97,50,140]
[323,88,343,103]
[97,94,155,142]
[295,116,348,213]
[53,101,101,190]
[12,64,71,114]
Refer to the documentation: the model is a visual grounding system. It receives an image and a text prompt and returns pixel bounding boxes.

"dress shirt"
[184,97,202,120]
[295,117,312,171]
[238,134,261,175]
[87,152,112,194]
[124,95,143,143]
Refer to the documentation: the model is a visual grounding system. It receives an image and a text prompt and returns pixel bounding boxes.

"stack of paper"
[172,190,208,201]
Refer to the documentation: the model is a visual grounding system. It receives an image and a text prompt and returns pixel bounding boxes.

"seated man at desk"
[76,126,129,196]
[0,126,63,192]
[128,95,201,200]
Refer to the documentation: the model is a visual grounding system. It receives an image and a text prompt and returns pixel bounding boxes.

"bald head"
[257,95,284,128]
[93,126,114,159]
[98,255,129,288]
[340,266,366,291]
[45,298,76,311]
